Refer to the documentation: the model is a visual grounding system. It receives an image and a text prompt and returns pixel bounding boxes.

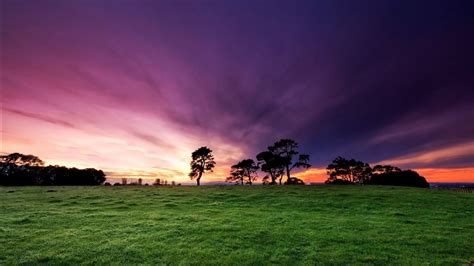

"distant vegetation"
[105,178,180,186]
[325,156,429,188]
[217,138,428,188]
[0,153,105,186]
[2,138,428,188]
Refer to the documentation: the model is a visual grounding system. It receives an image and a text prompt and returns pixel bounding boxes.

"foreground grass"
[0,186,473,265]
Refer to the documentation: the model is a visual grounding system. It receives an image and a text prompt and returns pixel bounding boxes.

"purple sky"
[2,0,474,183]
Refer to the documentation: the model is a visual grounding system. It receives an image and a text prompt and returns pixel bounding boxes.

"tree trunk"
[271,176,277,185]
[286,165,291,183]
[196,171,202,186]
[271,172,277,185]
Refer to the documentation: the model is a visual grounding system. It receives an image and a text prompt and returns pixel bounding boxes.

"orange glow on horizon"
[415,167,474,183]
[294,167,474,183]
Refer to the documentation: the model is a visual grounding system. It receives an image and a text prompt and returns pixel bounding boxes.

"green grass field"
[1,186,473,265]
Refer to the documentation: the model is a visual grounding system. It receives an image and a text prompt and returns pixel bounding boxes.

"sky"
[1,0,474,184]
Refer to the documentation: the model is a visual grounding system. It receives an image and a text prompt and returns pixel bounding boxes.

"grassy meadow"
[1,185,473,265]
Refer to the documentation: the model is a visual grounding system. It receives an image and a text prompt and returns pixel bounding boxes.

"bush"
[285,177,305,185]
[325,179,355,185]
[367,170,429,188]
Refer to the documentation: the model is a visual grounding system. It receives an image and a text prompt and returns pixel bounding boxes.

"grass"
[0,186,473,265]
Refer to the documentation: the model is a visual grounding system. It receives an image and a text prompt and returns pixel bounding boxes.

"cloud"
[377,142,474,168]
[4,108,78,129]
[2,0,473,182]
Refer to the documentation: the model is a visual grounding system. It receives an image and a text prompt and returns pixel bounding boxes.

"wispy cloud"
[2,0,473,182]
[377,142,474,167]
[5,108,78,129]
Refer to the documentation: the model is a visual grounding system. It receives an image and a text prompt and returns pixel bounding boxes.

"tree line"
[189,138,428,188]
[0,153,105,186]
[1,139,429,188]
[189,139,310,186]
[325,156,429,187]
[104,178,181,186]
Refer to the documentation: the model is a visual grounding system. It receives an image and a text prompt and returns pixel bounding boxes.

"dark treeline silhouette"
[105,178,180,186]
[325,156,429,188]
[223,139,311,185]
[3,144,429,188]
[0,153,105,186]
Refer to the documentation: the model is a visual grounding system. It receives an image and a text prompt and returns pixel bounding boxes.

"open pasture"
[1,186,473,265]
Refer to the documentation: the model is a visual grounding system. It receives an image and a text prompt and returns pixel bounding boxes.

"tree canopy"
[326,157,372,184]
[0,153,44,166]
[226,159,259,185]
[0,153,105,186]
[265,139,311,184]
[368,169,429,188]
[256,151,285,185]
[325,156,428,188]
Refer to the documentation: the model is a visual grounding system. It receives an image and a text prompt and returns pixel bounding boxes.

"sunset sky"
[2,0,473,184]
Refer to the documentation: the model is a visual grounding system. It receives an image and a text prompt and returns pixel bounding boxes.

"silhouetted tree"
[256,151,285,185]
[226,159,259,185]
[0,163,38,185]
[189,146,215,186]
[367,169,429,188]
[0,153,44,166]
[227,169,243,185]
[153,178,161,186]
[0,153,105,186]
[265,139,311,184]
[121,178,128,185]
[326,157,372,184]
[372,165,401,175]
[138,178,143,185]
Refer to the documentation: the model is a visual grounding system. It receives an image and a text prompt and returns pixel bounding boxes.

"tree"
[367,170,429,188]
[226,159,259,185]
[189,146,215,186]
[0,153,44,166]
[266,139,311,184]
[256,151,285,185]
[372,165,401,175]
[326,157,372,184]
